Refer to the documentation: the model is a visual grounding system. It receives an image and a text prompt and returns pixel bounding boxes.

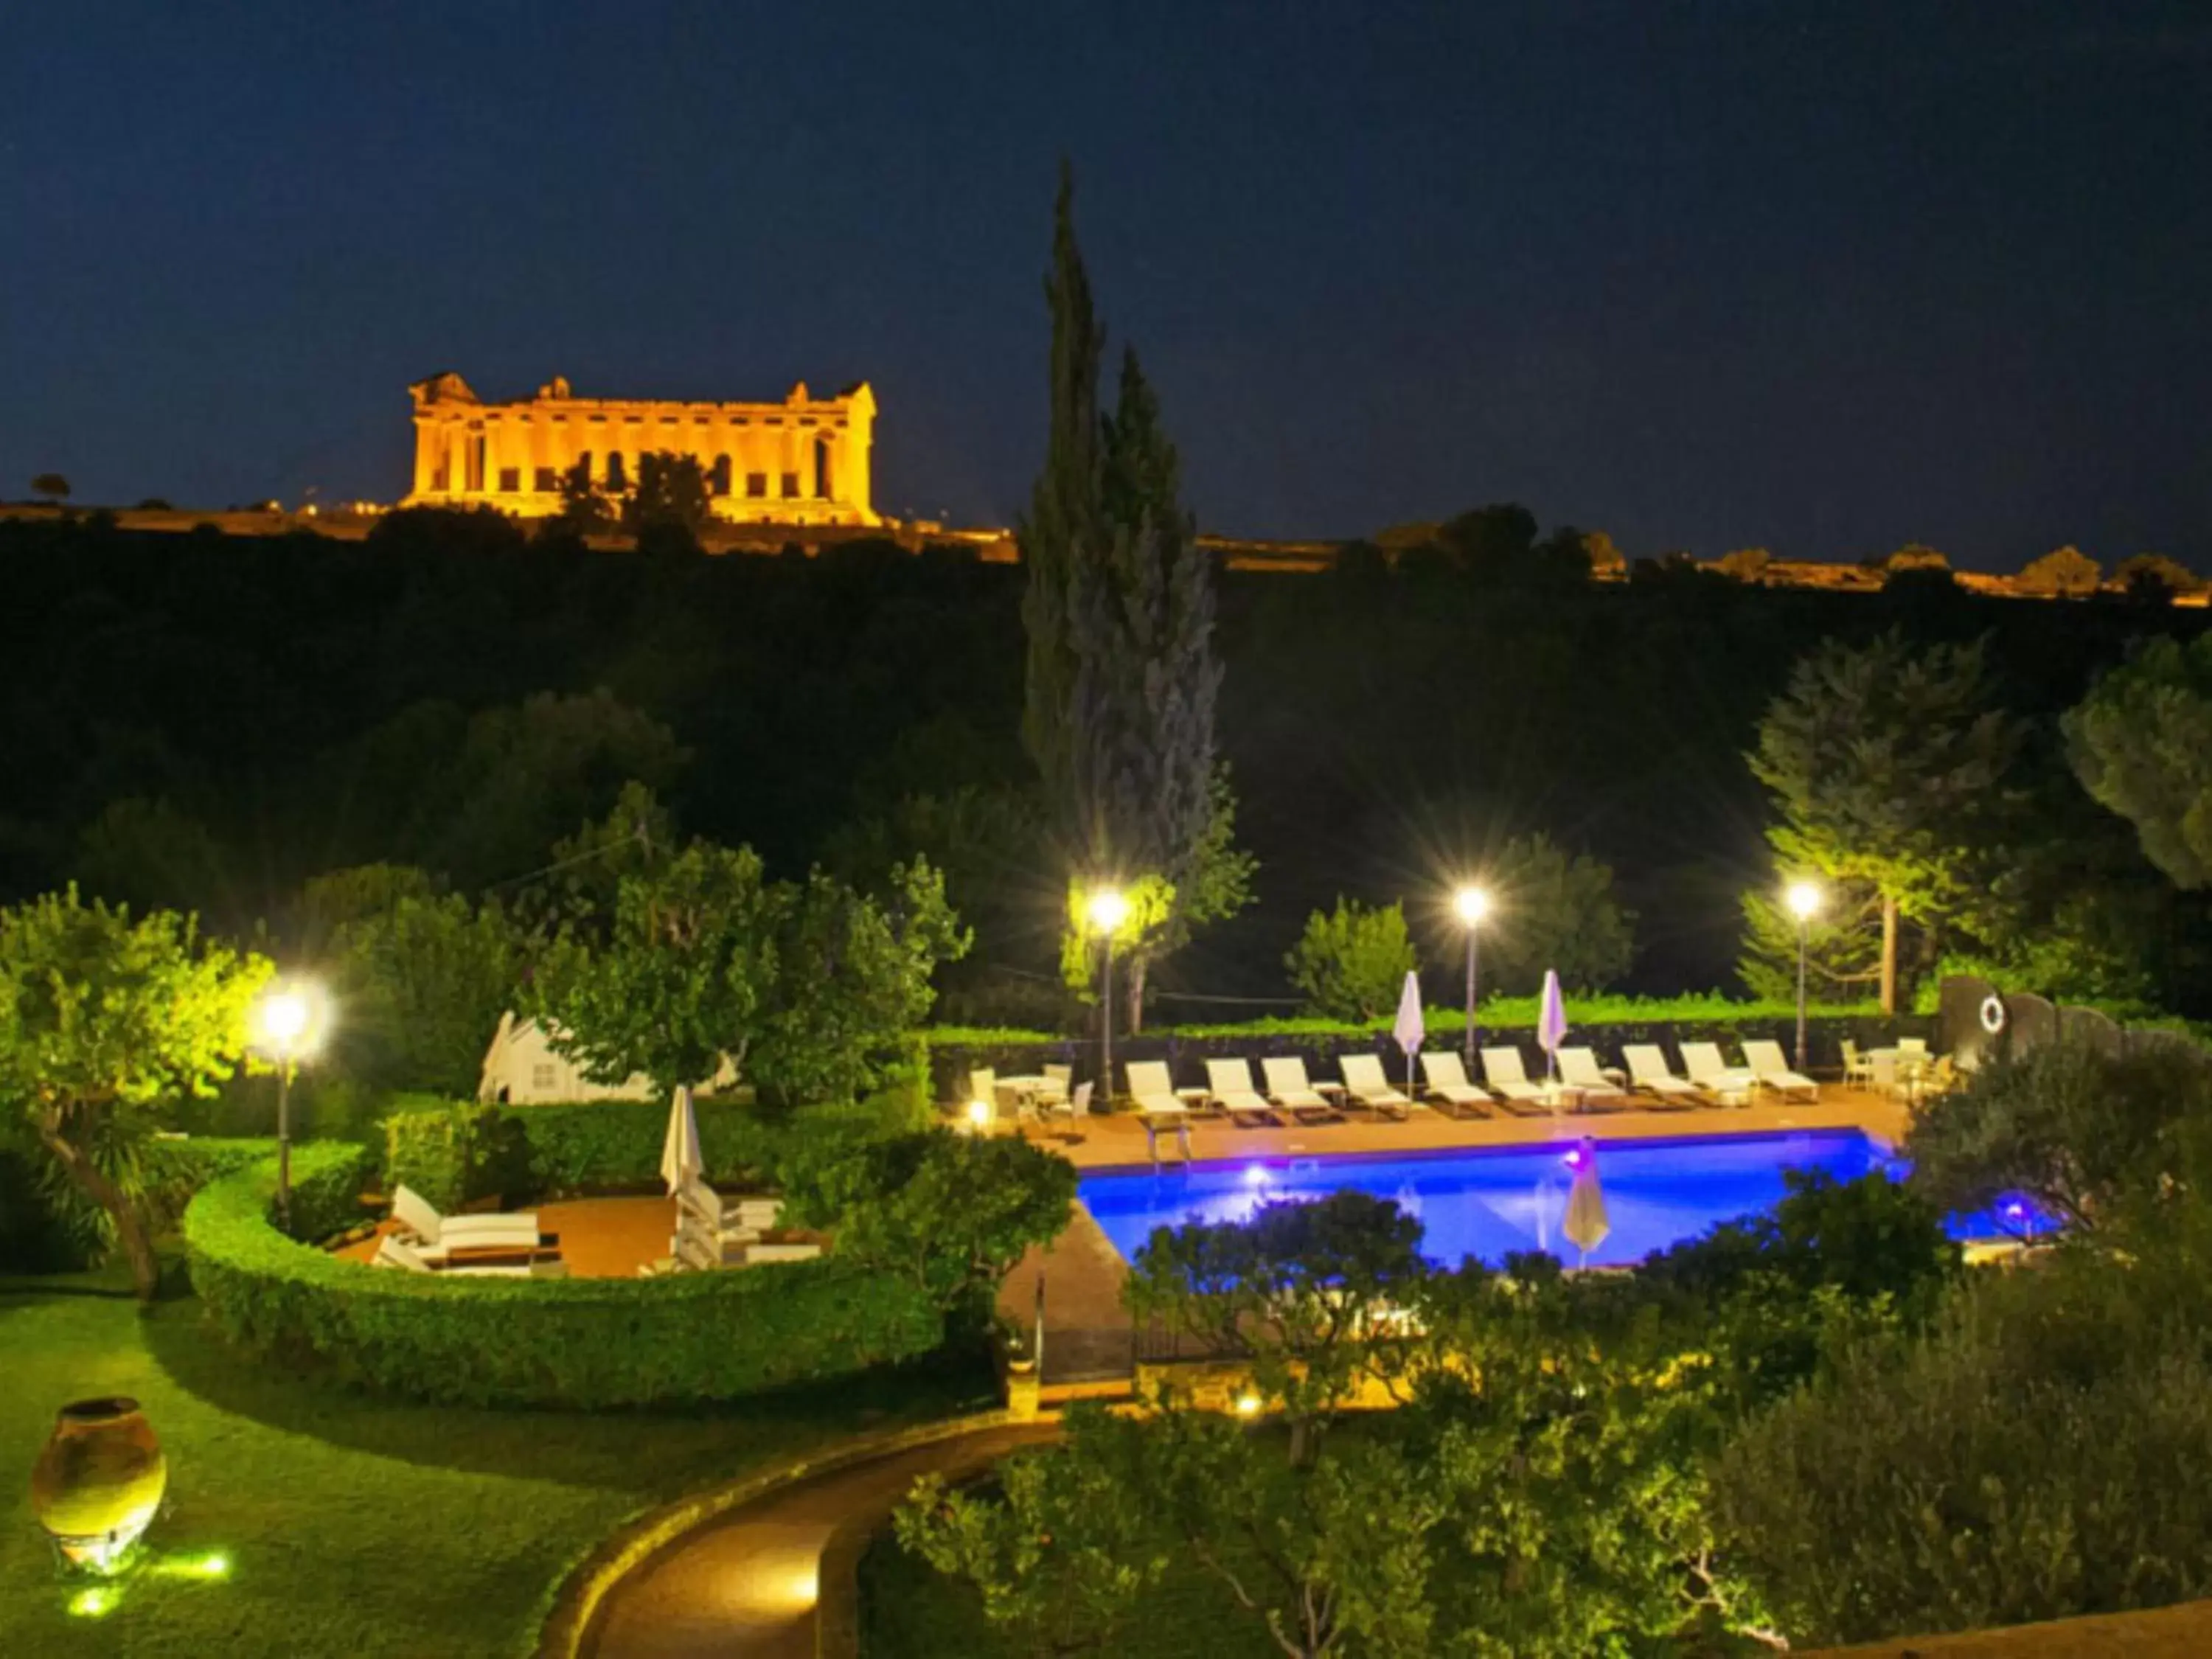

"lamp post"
[1453,886,1489,1067]
[1086,888,1130,1105]
[252,982,325,1232]
[1786,881,1821,1075]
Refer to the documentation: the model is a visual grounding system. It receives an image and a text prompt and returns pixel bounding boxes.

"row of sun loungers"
[1091,1038,1823,1125]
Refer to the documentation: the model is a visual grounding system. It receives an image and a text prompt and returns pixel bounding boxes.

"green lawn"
[2,1264,989,1658]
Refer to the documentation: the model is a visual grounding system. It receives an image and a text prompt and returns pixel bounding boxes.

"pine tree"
[1748,630,2020,1012]
[1019,168,1251,1032]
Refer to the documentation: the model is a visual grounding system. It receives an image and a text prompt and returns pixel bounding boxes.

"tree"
[2065,634,2212,889]
[833,1130,1077,1314]
[0,888,270,1298]
[529,841,776,1099]
[546,456,613,538]
[2017,544,2101,597]
[2113,553,2202,602]
[1750,630,2022,1012]
[1736,878,1882,1004]
[1284,898,1416,1022]
[1716,546,1773,582]
[1019,167,1249,1032]
[30,473,69,502]
[310,866,526,1096]
[897,1411,1167,1655]
[1483,832,1635,992]
[620,451,712,546]
[529,841,966,1106]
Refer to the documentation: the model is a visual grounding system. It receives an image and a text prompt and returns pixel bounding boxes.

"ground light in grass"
[68,1585,119,1618]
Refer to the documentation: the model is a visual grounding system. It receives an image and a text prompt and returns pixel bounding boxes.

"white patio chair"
[964,1068,998,1130]
[1417,1051,1495,1119]
[1621,1044,1702,1107]
[1740,1040,1820,1102]
[1335,1053,1414,1120]
[1678,1043,1759,1105]
[1479,1047,1553,1116]
[1840,1040,1876,1089]
[1038,1062,1074,1115]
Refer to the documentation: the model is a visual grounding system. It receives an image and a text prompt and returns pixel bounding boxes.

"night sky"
[7,1,2211,568]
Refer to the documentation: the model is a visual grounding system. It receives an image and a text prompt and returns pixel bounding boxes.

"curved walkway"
[584,1419,1060,1659]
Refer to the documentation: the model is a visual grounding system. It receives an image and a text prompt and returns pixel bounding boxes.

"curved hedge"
[183,1146,944,1409]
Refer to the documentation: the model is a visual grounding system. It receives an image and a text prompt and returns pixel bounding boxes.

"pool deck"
[998,1086,1913,1389]
[1020,1087,1911,1172]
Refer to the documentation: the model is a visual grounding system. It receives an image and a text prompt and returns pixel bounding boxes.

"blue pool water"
[1079,1131,2036,1270]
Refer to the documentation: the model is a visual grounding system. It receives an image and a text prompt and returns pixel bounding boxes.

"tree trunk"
[1879,894,1899,1016]
[36,1118,160,1301]
[1124,953,1148,1036]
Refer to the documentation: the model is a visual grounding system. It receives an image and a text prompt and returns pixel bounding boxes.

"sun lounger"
[1556,1047,1632,1110]
[1262,1056,1347,1120]
[1208,1057,1312,1126]
[1741,1040,1820,1102]
[391,1184,541,1251]
[1417,1051,1495,1119]
[1335,1054,1414,1120]
[1621,1044,1703,1107]
[678,1179,773,1245]
[375,1233,545,1277]
[1480,1047,1554,1116]
[742,1242,824,1265]
[1125,1061,1192,1118]
[1678,1043,1759,1105]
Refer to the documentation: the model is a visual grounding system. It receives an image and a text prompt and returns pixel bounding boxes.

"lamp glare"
[1453,886,1490,925]
[1785,881,1821,922]
[1086,888,1129,933]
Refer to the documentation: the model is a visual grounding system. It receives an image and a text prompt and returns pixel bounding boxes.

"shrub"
[1285,898,1415,1021]
[183,1146,944,1408]
[382,1102,474,1210]
[2017,545,2101,597]
[1714,1259,2212,1647]
[1904,1037,2212,1234]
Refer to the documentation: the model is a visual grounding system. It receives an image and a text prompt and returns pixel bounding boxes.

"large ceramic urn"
[31,1397,167,1569]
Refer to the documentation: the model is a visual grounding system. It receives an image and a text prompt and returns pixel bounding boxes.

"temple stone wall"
[402,371,878,526]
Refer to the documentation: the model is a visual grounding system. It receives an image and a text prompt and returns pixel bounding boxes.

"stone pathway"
[584,1422,1059,1658]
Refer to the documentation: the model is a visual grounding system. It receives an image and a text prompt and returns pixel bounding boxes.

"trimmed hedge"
[183,1146,944,1408]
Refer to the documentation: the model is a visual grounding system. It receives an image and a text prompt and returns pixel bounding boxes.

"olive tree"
[0,888,271,1298]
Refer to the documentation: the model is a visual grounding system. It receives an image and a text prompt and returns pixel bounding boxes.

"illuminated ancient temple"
[403,372,879,526]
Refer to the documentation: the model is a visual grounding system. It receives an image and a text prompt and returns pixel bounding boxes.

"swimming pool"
[1079,1130,2029,1270]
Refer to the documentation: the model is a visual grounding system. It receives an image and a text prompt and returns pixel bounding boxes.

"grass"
[1,1261,990,1658]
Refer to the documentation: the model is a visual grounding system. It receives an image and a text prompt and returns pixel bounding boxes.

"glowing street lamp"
[1785,881,1821,1074]
[1086,888,1130,1106]
[252,981,328,1231]
[1453,886,1490,1067]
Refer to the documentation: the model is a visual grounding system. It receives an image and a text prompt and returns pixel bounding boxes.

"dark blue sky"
[7,1,2211,566]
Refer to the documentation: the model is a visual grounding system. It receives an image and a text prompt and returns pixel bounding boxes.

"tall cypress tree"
[1020,165,1107,860]
[1020,170,1251,1032]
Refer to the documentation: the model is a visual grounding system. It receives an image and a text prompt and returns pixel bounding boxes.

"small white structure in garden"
[477,1012,654,1105]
